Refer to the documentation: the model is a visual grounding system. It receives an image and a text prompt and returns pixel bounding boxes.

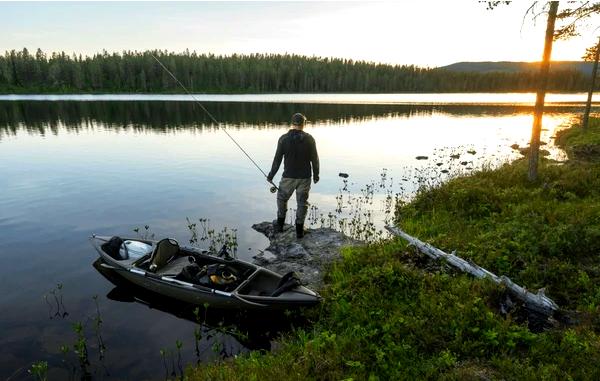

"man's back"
[270,129,319,180]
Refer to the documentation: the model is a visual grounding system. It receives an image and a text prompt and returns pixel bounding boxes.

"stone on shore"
[251,221,361,289]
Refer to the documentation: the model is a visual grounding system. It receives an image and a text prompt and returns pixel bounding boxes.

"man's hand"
[313,175,319,184]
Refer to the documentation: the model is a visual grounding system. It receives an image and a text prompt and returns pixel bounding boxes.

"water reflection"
[0,100,586,138]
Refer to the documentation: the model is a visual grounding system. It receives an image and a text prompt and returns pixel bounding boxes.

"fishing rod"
[150,52,278,193]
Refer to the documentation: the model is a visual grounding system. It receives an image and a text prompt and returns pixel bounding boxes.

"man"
[267,113,319,239]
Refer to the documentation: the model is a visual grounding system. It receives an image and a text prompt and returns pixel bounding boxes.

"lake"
[0,94,596,379]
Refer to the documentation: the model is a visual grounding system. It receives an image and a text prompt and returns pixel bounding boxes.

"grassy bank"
[188,119,600,380]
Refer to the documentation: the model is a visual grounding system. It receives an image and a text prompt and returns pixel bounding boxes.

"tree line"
[0,48,593,93]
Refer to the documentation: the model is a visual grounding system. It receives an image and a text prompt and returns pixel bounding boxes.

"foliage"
[0,48,593,94]
[555,2,600,40]
[582,40,599,62]
[188,118,600,380]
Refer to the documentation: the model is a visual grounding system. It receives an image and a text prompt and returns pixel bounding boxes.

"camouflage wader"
[277,177,311,225]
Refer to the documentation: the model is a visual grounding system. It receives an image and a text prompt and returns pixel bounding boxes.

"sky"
[1,1,599,67]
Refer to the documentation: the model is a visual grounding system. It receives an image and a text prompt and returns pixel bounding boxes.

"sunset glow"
[1,1,598,66]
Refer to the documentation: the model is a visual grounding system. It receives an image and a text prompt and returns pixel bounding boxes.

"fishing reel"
[268,180,278,193]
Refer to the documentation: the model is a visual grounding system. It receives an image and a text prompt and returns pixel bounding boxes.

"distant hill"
[439,61,594,76]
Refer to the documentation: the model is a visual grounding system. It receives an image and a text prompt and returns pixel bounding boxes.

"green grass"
[188,118,600,380]
[555,118,600,161]
[398,158,600,311]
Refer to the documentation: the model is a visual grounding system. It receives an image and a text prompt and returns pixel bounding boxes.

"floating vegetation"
[44,283,68,319]
[133,224,155,240]
[92,295,106,361]
[300,145,508,244]
[186,218,238,257]
[28,361,48,381]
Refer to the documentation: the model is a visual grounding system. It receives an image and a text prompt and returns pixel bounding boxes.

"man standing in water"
[267,113,320,239]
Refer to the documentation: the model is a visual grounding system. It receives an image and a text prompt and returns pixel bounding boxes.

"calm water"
[0,95,591,379]
[2,92,600,104]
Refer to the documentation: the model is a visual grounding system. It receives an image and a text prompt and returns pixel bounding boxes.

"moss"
[188,118,600,380]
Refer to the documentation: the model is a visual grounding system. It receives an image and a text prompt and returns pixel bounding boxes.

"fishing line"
[150,53,278,192]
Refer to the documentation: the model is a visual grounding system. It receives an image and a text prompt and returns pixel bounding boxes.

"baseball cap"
[291,113,307,126]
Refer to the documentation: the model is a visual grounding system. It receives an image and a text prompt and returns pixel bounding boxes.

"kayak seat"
[101,236,124,260]
[155,256,191,276]
[271,272,301,297]
[149,238,179,272]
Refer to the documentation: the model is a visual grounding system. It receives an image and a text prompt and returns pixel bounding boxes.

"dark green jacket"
[268,129,319,179]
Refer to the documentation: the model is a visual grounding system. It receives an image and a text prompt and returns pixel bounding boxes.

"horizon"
[2,1,599,67]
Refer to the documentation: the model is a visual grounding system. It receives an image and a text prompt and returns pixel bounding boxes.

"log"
[385,225,559,316]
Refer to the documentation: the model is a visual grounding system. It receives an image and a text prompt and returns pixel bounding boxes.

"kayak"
[93,257,296,350]
[89,235,320,310]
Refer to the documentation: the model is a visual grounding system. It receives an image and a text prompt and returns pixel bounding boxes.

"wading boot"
[295,223,304,239]
[274,217,285,233]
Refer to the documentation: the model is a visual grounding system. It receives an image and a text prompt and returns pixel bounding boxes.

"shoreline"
[188,118,600,380]
[1,92,600,107]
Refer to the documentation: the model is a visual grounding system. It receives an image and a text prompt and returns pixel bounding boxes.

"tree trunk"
[385,225,559,316]
[528,1,559,182]
[582,37,600,131]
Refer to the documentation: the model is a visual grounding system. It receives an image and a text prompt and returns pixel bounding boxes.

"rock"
[510,144,520,150]
[519,146,550,157]
[415,155,428,160]
[450,154,460,159]
[467,149,477,155]
[252,221,361,289]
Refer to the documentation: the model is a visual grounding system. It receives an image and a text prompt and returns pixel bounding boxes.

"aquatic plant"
[71,321,91,379]
[92,295,106,360]
[44,283,68,319]
[176,339,184,378]
[133,224,155,240]
[193,326,203,359]
[28,361,48,381]
[159,348,169,380]
[186,218,239,257]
